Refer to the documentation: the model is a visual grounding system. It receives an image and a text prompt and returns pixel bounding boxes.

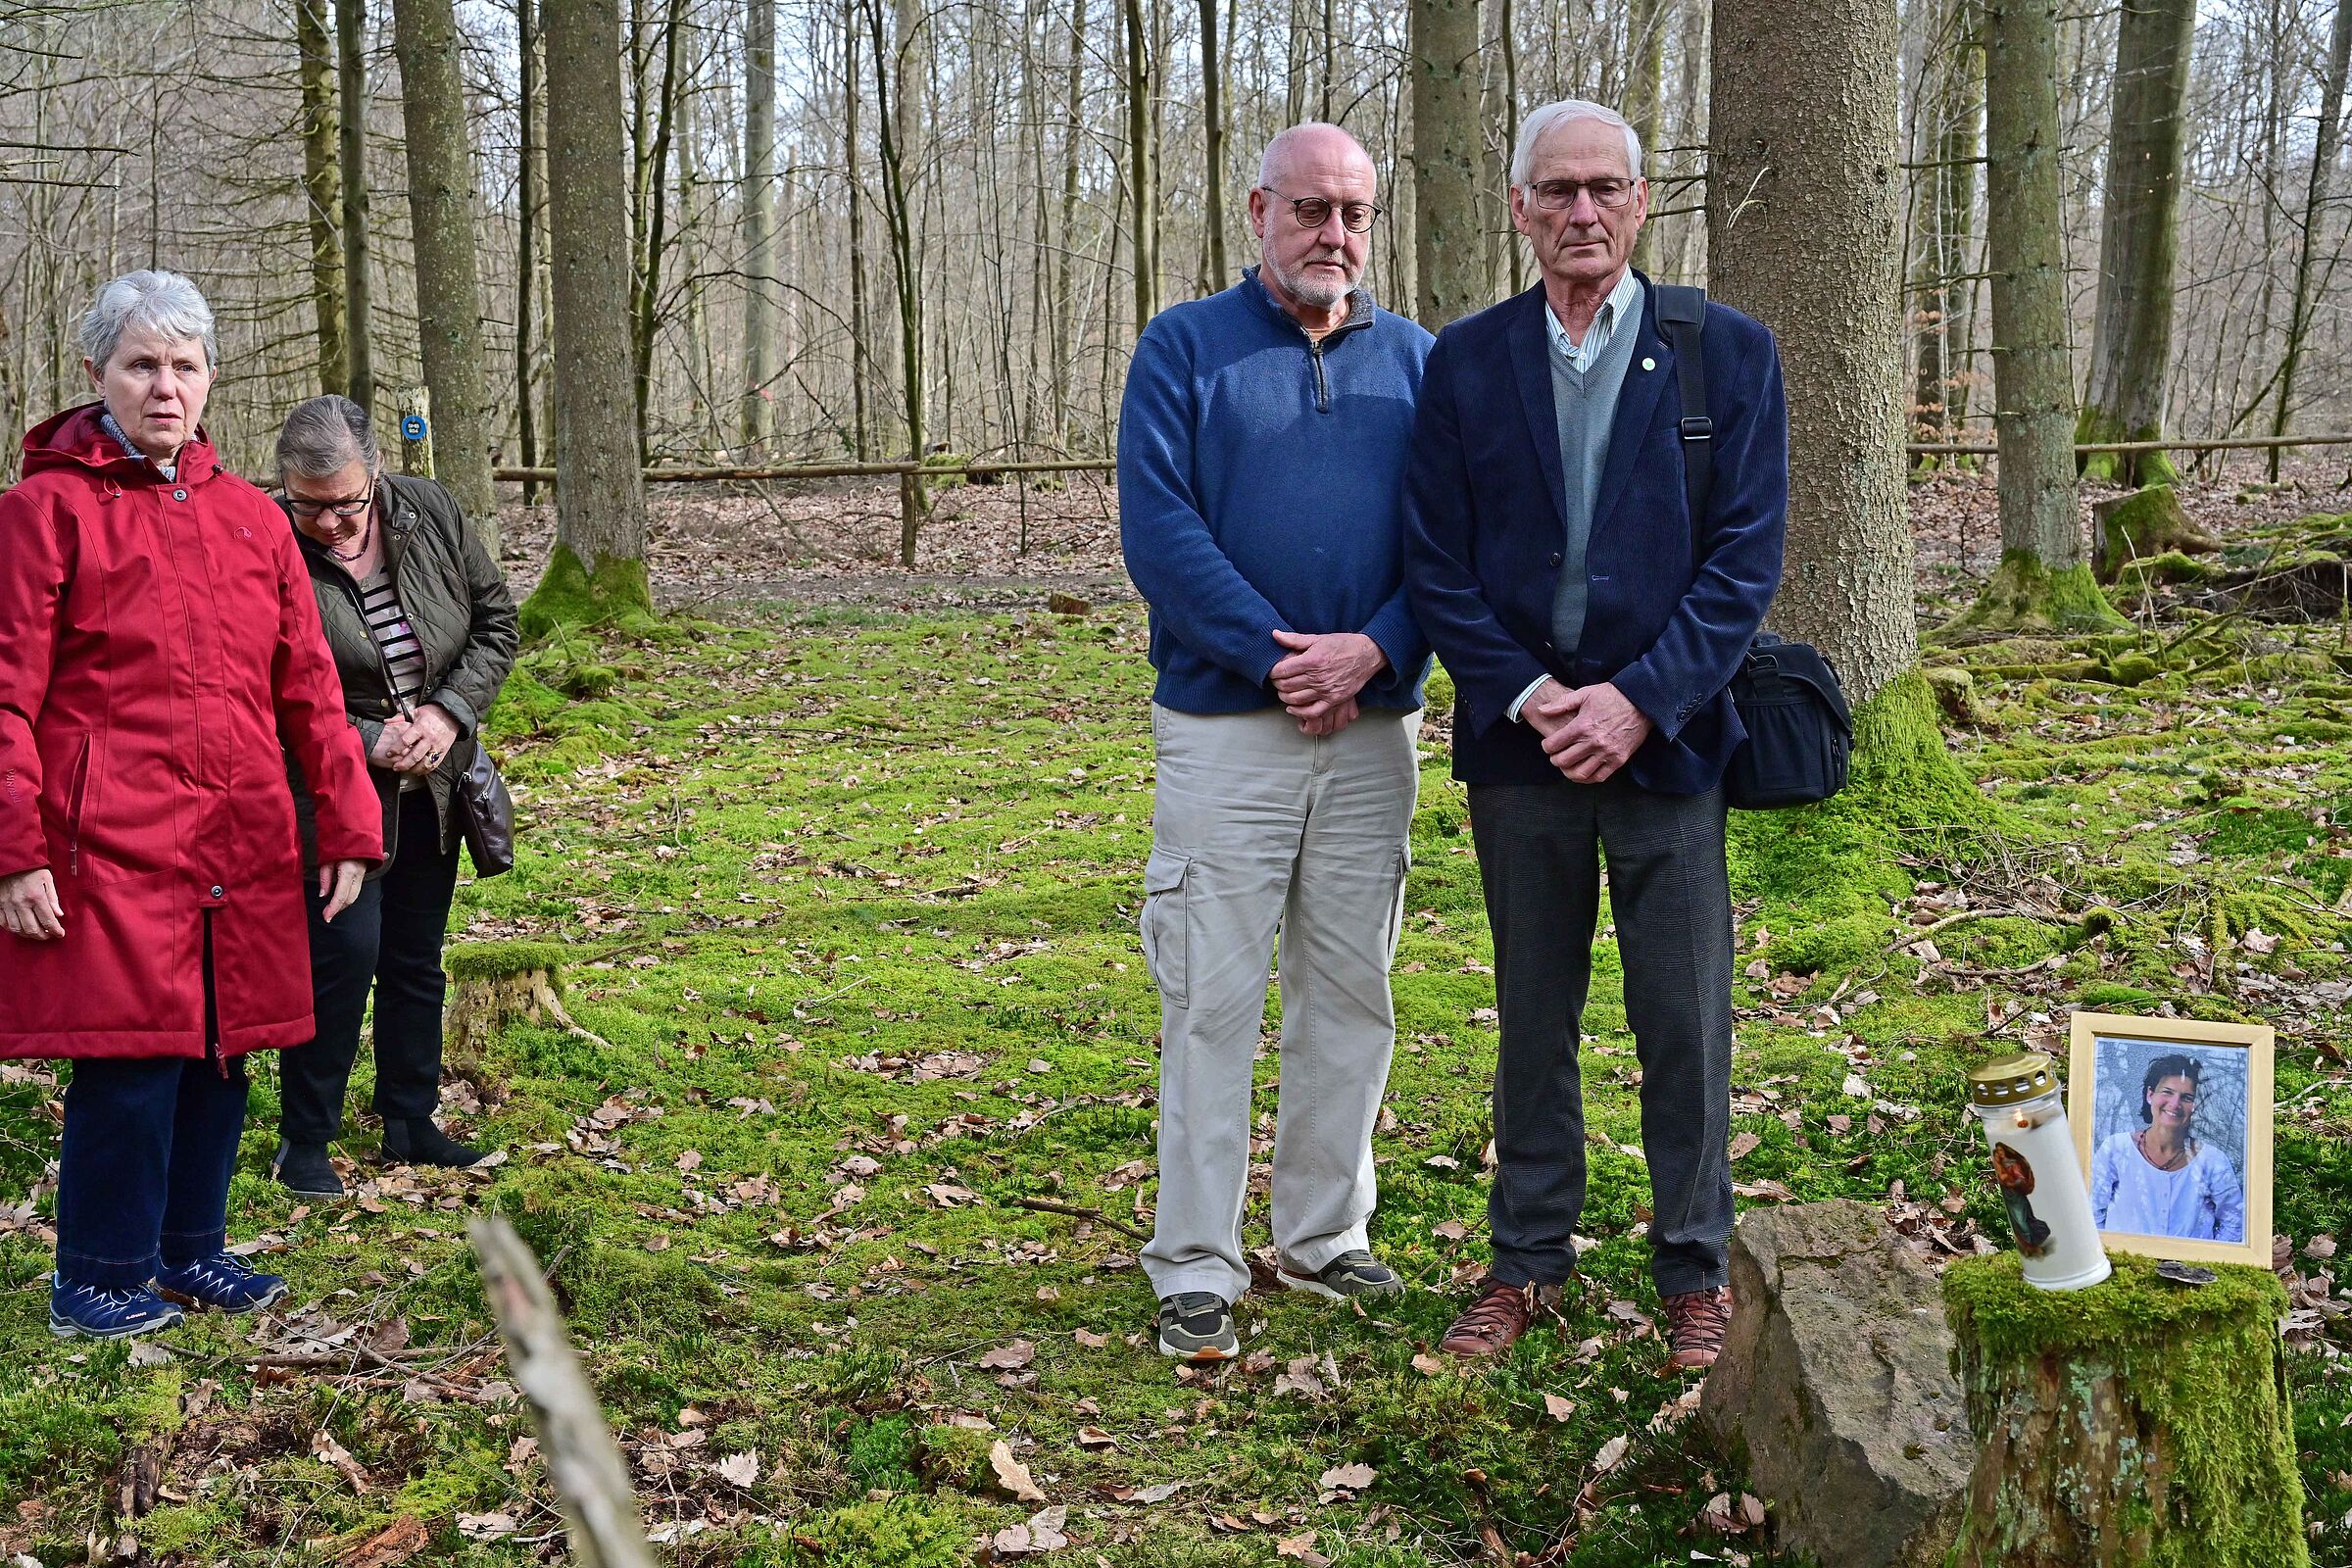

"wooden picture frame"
[2067,1011,2274,1268]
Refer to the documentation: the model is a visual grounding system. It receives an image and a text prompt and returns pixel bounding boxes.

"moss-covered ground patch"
[2,601,2348,1565]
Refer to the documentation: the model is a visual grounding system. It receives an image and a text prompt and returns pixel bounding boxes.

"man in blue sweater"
[1118,122,1433,1362]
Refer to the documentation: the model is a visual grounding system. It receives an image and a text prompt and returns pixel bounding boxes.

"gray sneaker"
[1155,1292,1239,1361]
[1276,1250,1404,1299]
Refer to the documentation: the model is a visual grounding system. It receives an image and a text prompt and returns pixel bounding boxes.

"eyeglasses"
[1260,188,1383,233]
[1526,177,1638,212]
[285,493,373,519]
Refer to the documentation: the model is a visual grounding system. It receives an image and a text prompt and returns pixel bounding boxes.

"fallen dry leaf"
[1543,1393,1575,1422]
[1592,1434,1630,1475]
[990,1440,1048,1503]
[1275,1532,1333,1565]
[336,1515,428,1568]
[977,1340,1037,1370]
[1073,1327,1108,1348]
[455,1512,517,1542]
[1317,1461,1375,1492]
[1410,1352,1446,1376]
[1074,1426,1116,1449]
[992,1505,1069,1556]
[715,1450,760,1488]
[1727,1131,1761,1162]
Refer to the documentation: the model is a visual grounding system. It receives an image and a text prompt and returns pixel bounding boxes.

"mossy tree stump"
[2092,485,2219,584]
[445,941,607,1062]
[1941,1252,2307,1568]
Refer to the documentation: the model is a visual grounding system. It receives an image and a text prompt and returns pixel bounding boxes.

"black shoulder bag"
[1653,284,1852,810]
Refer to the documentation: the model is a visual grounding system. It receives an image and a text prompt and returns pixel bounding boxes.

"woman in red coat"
[0,270,381,1340]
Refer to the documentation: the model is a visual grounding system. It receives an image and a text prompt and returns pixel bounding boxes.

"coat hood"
[20,402,222,483]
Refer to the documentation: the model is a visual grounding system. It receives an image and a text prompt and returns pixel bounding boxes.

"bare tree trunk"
[393,0,500,552]
[1959,0,2118,631]
[517,0,544,505]
[1125,0,1156,330]
[1501,0,1524,292]
[529,0,652,628]
[1623,0,1667,273]
[741,0,777,453]
[2271,0,2352,478]
[336,0,374,416]
[296,0,348,396]
[1938,17,1983,443]
[1709,0,1925,720]
[1053,0,1088,440]
[1200,0,1228,288]
[845,0,870,460]
[2077,0,2195,486]
[867,0,926,561]
[629,0,685,453]
[1412,0,1484,327]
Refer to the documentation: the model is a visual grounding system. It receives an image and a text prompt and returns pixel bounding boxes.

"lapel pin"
[1641,357,1656,371]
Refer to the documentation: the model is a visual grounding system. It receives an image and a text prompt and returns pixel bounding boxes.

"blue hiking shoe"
[49,1277,185,1341]
[155,1250,289,1315]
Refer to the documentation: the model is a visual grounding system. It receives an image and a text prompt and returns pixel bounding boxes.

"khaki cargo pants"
[1138,703,1419,1304]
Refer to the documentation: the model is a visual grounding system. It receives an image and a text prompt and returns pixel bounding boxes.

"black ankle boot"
[274,1140,346,1198]
[381,1118,487,1169]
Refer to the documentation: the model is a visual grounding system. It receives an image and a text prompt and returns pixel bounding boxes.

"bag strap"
[1653,283,1710,524]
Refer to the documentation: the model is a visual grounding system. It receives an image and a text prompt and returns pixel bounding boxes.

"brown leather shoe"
[1662,1285,1732,1371]
[1439,1278,1562,1359]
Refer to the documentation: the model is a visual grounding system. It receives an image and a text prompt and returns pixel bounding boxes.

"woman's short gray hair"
[77,270,220,370]
[276,394,381,481]
[1510,99,1643,186]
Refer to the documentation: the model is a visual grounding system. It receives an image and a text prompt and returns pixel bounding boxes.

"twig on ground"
[1010,1195,1150,1241]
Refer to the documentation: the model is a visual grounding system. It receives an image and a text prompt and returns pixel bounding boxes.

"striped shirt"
[359,568,430,790]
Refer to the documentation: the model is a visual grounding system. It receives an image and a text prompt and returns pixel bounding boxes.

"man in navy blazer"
[1403,98,1787,1372]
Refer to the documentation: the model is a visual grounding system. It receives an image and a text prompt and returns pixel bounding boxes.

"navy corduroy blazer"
[1402,275,1788,793]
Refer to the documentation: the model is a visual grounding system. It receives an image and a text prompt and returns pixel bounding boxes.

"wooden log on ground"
[469,1216,657,1568]
[1941,1251,2307,1568]
[444,941,608,1063]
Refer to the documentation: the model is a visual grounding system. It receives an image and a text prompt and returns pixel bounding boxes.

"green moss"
[518,542,655,640]
[1944,1252,2305,1567]
[443,940,577,983]
[2099,651,2163,687]
[2075,980,2162,1011]
[2117,550,2213,589]
[796,1496,971,1567]
[917,1421,997,1493]
[1942,551,2130,635]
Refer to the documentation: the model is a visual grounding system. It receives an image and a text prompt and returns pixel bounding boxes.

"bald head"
[1257,122,1376,192]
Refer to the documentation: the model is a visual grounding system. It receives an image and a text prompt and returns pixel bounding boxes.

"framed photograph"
[2067,1012,2274,1268]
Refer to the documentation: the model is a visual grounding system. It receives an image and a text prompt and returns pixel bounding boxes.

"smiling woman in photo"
[2088,1053,2245,1243]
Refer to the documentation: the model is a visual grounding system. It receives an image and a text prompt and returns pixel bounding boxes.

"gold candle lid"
[1969,1052,2058,1107]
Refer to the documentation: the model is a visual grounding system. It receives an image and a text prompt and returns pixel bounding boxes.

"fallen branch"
[1883,906,2041,956]
[1010,1196,1150,1242]
[470,1217,659,1568]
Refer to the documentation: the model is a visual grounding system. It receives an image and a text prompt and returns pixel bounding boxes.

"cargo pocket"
[1139,849,1192,1008]
[1383,846,1412,964]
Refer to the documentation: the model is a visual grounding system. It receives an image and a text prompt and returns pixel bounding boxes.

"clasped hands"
[369,703,462,777]
[1522,678,1652,783]
[1270,630,1386,736]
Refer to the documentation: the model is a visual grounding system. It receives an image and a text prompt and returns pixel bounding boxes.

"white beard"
[1267,249,1358,310]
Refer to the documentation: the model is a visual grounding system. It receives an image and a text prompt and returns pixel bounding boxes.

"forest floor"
[3,459,2352,1566]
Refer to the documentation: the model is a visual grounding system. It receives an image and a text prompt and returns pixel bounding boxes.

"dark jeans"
[56,1054,251,1288]
[279,788,463,1144]
[1468,777,1737,1298]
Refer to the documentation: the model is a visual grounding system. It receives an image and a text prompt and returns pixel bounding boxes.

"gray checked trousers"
[1139,704,1419,1304]
[1467,776,1737,1298]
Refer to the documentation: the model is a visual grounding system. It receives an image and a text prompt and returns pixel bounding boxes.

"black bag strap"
[1653,282,1710,524]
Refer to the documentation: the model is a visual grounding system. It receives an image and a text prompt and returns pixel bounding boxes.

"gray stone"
[1699,1200,1972,1568]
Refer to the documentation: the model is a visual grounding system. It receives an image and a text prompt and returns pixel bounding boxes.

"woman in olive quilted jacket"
[272,395,518,1199]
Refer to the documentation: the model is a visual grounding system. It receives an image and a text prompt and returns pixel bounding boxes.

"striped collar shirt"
[1544,268,1642,375]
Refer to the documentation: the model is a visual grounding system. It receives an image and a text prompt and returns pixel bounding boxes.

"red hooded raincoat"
[0,405,382,1060]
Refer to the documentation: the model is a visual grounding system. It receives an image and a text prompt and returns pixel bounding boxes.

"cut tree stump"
[444,941,608,1062]
[1941,1251,2307,1568]
[2092,485,2220,583]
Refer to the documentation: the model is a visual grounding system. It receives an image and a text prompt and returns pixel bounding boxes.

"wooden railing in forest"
[494,431,2352,487]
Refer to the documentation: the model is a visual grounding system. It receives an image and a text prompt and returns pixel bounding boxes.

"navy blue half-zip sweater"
[1117,267,1435,714]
